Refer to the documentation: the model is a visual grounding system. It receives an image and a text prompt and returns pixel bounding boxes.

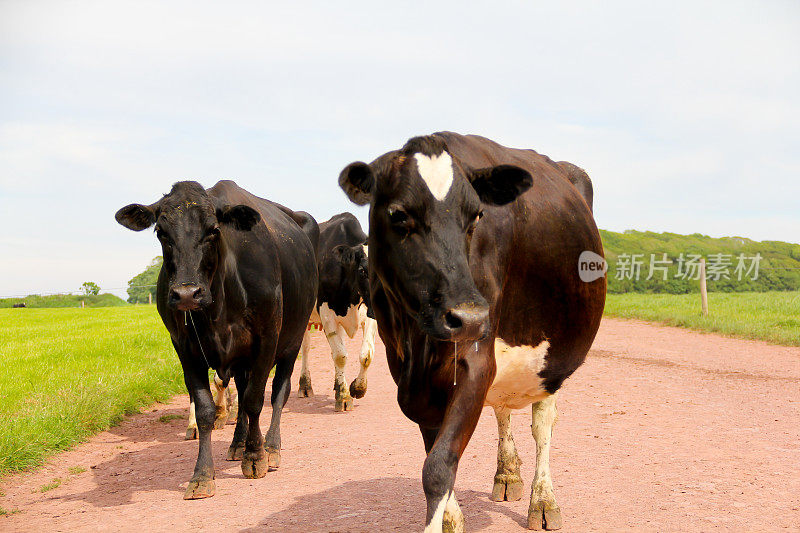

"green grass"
[0,306,183,476]
[67,466,86,475]
[38,478,61,493]
[0,293,128,308]
[605,291,800,346]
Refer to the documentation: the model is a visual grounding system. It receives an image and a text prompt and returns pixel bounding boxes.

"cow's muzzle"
[169,283,204,311]
[442,304,489,342]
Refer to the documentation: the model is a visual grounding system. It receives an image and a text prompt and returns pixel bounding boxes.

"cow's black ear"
[469,165,533,206]
[115,204,156,231]
[217,205,261,231]
[339,162,374,206]
[332,244,355,265]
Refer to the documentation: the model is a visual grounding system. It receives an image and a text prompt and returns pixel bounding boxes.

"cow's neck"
[380,285,451,425]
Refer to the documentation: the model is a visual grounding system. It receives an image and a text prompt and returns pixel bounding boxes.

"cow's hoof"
[443,506,465,533]
[241,451,268,479]
[226,444,245,461]
[213,413,227,430]
[335,395,353,412]
[349,377,367,399]
[298,375,314,398]
[527,504,562,531]
[183,478,215,500]
[266,447,281,471]
[185,427,198,440]
[491,475,525,502]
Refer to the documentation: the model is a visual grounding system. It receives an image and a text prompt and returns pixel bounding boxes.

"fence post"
[148,292,152,305]
[81,300,85,309]
[699,258,708,316]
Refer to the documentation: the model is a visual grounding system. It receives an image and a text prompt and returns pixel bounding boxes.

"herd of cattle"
[115,131,605,532]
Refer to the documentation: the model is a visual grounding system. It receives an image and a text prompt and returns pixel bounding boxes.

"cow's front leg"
[227,368,249,461]
[263,353,296,470]
[325,324,353,412]
[349,314,376,399]
[422,357,491,533]
[297,328,314,397]
[183,367,216,499]
[240,339,274,479]
[491,406,525,501]
[527,393,561,531]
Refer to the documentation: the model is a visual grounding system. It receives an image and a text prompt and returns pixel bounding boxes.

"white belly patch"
[484,339,550,410]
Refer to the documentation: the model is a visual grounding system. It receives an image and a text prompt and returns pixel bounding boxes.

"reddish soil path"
[2,318,799,532]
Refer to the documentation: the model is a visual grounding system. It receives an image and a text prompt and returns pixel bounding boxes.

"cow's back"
[435,132,606,392]
[207,180,319,350]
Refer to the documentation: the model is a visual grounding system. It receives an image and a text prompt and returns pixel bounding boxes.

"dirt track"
[2,318,799,532]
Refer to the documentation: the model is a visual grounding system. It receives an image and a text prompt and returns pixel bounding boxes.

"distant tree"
[81,281,101,295]
[127,257,162,304]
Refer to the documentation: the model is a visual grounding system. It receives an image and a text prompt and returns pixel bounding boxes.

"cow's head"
[339,136,532,341]
[115,181,260,311]
[337,243,374,319]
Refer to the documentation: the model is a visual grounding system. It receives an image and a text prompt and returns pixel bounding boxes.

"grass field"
[0,293,127,308]
[605,291,800,346]
[0,306,182,475]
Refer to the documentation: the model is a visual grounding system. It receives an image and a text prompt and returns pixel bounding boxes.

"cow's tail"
[556,161,593,212]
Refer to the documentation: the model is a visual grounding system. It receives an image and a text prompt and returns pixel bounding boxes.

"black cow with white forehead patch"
[116,180,318,500]
[339,132,605,531]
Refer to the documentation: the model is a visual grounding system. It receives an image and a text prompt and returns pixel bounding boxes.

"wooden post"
[81,300,85,309]
[699,258,708,316]
[148,292,152,305]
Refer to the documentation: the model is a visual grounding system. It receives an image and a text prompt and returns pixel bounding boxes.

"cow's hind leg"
[349,314,376,399]
[527,393,561,531]
[491,407,525,502]
[263,353,295,470]
[212,372,229,430]
[327,325,353,412]
[297,328,314,398]
[185,394,198,440]
[227,369,249,461]
[240,337,275,480]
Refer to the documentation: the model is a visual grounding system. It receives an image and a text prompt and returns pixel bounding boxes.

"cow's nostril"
[169,290,181,302]
[444,310,463,330]
[192,287,202,300]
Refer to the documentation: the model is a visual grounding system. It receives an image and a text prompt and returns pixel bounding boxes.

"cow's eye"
[387,206,412,236]
[467,211,483,234]
[205,227,220,241]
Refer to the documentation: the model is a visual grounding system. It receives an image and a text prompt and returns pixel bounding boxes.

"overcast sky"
[1,1,798,298]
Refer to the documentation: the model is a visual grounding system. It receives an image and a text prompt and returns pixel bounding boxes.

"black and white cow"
[296,213,378,412]
[338,133,605,531]
[116,180,318,500]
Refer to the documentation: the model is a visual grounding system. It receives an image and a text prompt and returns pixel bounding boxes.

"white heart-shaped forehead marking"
[414,152,453,201]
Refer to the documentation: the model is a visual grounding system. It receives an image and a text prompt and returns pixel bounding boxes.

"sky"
[1,0,798,299]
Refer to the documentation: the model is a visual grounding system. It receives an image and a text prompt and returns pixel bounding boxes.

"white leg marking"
[353,307,377,388]
[529,393,562,529]
[319,303,348,382]
[212,373,227,411]
[424,491,451,533]
[187,400,197,429]
[443,491,465,532]
[299,328,312,383]
[414,152,454,201]
[492,406,524,501]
